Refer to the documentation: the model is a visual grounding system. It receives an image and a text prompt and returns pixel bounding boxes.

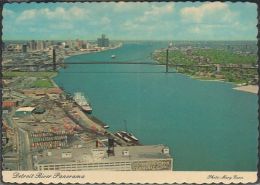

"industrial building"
[15,107,35,117]
[34,144,172,171]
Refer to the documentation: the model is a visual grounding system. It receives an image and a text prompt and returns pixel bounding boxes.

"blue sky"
[3,2,257,40]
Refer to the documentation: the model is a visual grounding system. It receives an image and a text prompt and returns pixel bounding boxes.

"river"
[54,42,258,171]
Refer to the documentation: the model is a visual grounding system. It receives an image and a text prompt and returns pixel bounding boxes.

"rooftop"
[16,106,35,112]
[36,145,171,165]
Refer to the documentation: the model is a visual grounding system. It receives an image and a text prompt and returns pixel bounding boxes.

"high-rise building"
[67,40,74,49]
[97,34,109,47]
[36,40,44,51]
[29,40,37,51]
[43,40,51,49]
[2,42,5,51]
[22,44,27,53]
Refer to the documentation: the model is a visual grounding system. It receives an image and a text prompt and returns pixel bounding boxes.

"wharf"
[88,115,109,129]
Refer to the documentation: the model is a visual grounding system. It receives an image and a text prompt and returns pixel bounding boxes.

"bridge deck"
[3,61,257,70]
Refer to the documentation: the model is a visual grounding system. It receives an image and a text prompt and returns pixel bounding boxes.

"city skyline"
[3,2,257,41]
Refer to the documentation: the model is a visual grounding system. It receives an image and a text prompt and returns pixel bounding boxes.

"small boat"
[111,55,116,59]
[115,131,139,143]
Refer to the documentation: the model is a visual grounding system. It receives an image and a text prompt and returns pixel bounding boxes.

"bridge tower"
[53,48,56,71]
[166,42,173,73]
[166,49,169,73]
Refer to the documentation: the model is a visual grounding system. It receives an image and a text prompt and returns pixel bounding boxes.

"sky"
[3,2,258,41]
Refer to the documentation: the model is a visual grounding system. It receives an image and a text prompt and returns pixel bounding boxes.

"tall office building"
[43,40,51,49]
[97,34,109,47]
[22,44,28,53]
[2,42,5,51]
[36,40,44,51]
[29,40,37,51]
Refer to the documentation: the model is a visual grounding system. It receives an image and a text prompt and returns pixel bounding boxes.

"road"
[17,127,33,170]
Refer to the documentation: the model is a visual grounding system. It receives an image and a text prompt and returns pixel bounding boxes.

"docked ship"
[115,131,139,143]
[73,92,92,114]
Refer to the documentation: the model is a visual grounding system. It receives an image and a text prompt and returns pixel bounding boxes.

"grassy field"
[192,49,257,64]
[31,79,54,88]
[154,49,257,65]
[3,71,57,88]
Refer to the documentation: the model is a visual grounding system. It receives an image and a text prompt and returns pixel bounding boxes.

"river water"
[54,42,258,171]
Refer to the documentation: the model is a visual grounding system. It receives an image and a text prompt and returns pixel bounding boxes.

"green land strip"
[3,71,57,78]
[31,79,54,88]
[153,49,257,84]
[3,72,58,88]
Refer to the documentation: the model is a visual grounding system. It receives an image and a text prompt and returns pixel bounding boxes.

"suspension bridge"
[2,49,257,72]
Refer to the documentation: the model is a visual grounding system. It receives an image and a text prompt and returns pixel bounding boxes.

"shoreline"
[188,74,258,94]
[233,85,258,94]
[50,42,129,140]
[64,42,123,60]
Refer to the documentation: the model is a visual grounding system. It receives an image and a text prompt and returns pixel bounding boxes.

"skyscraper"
[29,40,37,51]
[97,34,109,47]
[2,42,5,51]
[22,44,27,53]
[36,40,44,51]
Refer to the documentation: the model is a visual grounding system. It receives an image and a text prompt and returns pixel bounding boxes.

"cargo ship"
[73,92,92,114]
[115,131,139,143]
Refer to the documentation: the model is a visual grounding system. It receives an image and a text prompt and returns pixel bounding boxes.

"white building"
[34,145,173,171]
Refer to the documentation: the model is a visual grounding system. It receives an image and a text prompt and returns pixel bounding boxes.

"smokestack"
[53,48,56,71]
[107,138,115,157]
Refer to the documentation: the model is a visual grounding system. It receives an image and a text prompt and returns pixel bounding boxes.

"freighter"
[73,92,92,114]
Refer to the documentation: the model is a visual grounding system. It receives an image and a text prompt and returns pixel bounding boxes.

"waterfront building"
[43,40,51,49]
[22,44,27,53]
[34,145,173,171]
[7,44,21,52]
[97,34,109,47]
[36,40,44,51]
[2,42,5,51]
[82,42,89,49]
[29,40,37,51]
[67,40,76,49]
[15,107,35,117]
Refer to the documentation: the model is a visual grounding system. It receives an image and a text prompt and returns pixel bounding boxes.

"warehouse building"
[15,107,35,117]
[34,144,173,171]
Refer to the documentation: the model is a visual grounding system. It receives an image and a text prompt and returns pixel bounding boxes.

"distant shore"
[190,75,258,94]
[233,85,258,94]
[64,42,123,60]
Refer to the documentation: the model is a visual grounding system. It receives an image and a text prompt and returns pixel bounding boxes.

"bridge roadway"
[3,61,258,70]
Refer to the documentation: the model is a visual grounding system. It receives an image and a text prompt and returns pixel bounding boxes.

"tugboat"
[73,92,92,114]
[111,55,116,59]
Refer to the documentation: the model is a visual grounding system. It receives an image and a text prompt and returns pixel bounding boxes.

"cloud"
[180,2,237,24]
[140,4,174,21]
[144,4,174,16]
[123,3,175,30]
[16,6,89,22]
[113,2,141,12]
[49,22,74,30]
[3,9,15,17]
[16,9,36,21]
[100,17,111,25]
